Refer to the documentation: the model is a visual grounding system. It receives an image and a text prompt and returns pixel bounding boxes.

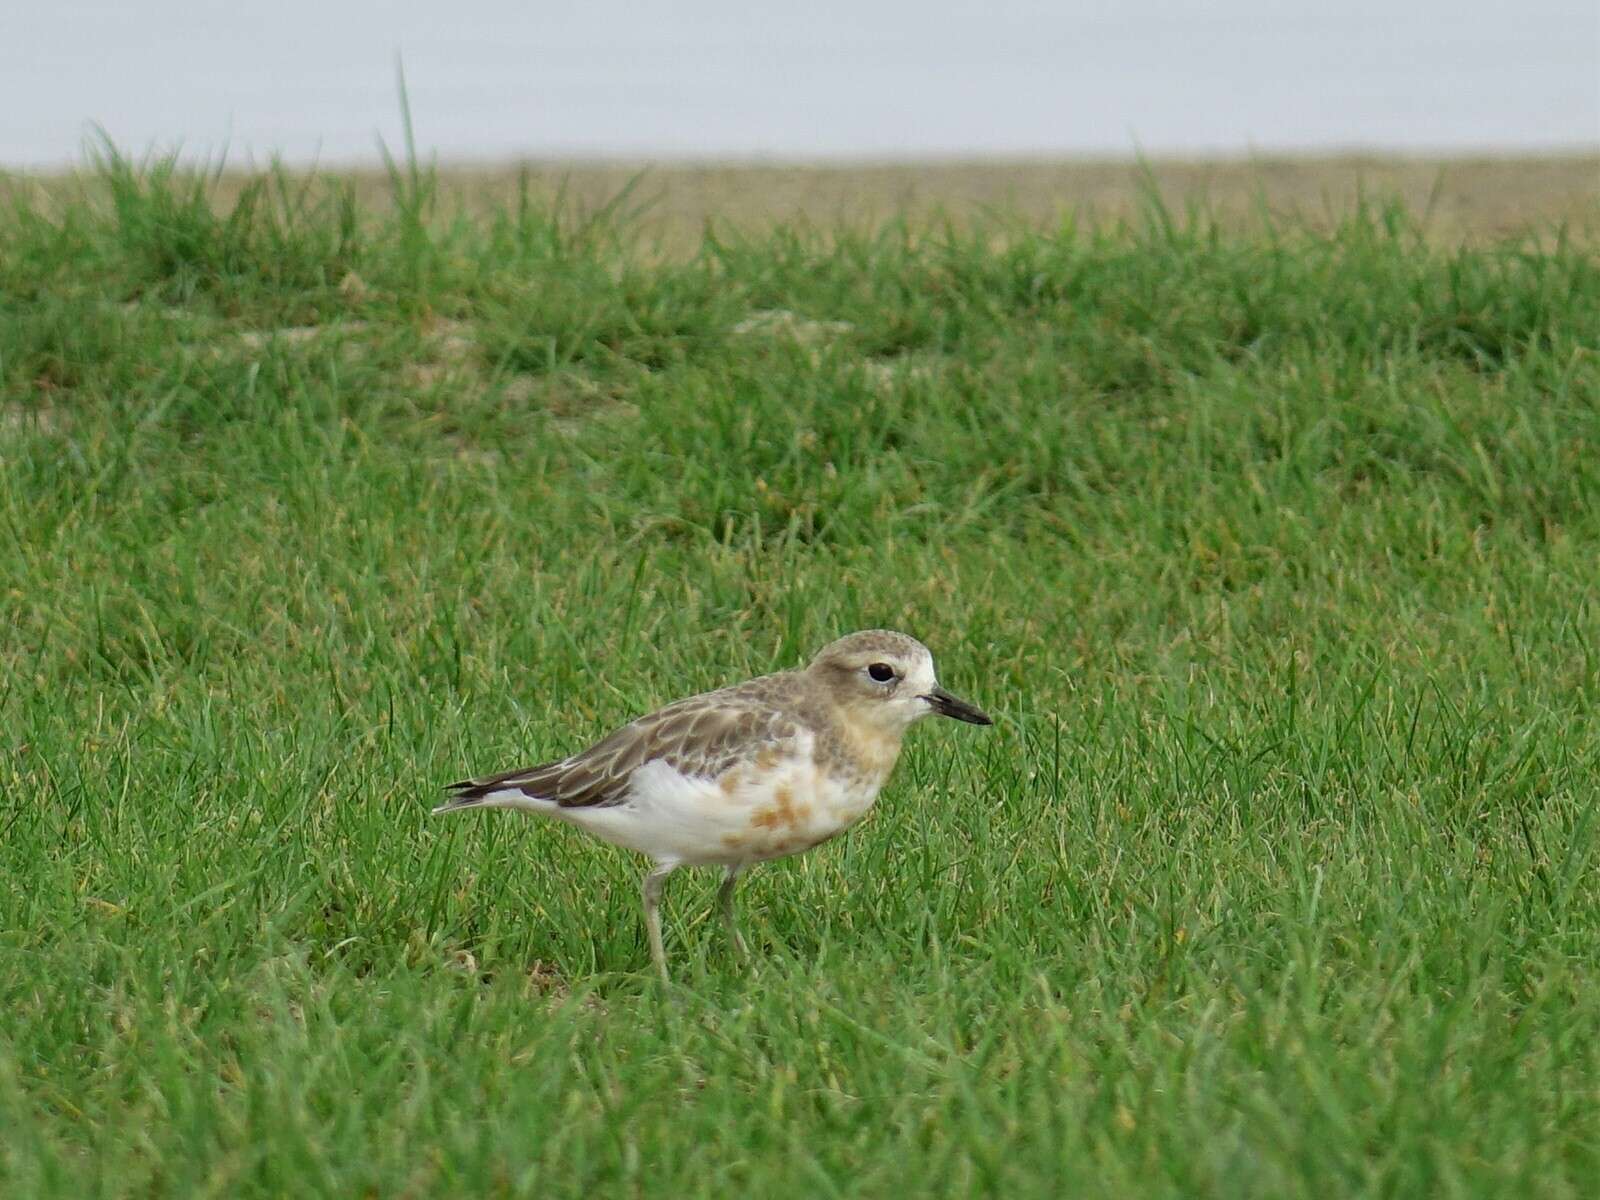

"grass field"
[15,153,1600,260]
[2,149,1598,1197]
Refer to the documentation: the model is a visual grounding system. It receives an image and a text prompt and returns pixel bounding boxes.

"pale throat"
[833,703,910,781]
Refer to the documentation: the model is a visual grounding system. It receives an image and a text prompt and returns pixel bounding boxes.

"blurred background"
[4,0,1596,167]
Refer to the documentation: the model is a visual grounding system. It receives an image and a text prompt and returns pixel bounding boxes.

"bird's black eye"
[867,662,896,683]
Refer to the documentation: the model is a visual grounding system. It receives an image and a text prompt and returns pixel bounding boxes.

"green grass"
[2,148,1598,1197]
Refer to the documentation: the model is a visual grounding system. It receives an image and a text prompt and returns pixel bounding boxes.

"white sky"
[3,1,1597,167]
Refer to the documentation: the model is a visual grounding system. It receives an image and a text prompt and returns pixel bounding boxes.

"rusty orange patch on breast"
[752,784,801,830]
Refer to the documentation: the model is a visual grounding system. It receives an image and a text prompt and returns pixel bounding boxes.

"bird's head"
[807,629,992,736]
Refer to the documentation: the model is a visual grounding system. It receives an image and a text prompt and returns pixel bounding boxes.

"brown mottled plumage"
[446,678,806,809]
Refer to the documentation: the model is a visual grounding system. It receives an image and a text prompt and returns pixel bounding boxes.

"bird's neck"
[829,708,905,784]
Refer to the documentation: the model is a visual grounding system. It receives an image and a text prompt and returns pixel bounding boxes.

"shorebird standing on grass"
[435,630,993,982]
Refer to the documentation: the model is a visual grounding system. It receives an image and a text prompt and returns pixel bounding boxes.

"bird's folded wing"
[447,684,803,809]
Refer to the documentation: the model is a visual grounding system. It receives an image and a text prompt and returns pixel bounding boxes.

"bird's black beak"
[921,686,993,725]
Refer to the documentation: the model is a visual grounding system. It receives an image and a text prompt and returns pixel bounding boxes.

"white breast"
[554,735,888,867]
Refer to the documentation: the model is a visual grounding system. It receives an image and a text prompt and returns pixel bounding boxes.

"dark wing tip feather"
[431,779,496,815]
[433,759,575,812]
[443,776,498,800]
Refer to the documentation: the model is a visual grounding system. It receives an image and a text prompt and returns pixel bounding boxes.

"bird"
[434,629,993,983]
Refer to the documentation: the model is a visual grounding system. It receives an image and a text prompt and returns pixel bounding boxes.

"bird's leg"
[718,865,749,958]
[641,862,678,985]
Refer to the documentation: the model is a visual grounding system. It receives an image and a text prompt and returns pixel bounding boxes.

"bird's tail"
[431,766,556,815]
[431,790,491,816]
